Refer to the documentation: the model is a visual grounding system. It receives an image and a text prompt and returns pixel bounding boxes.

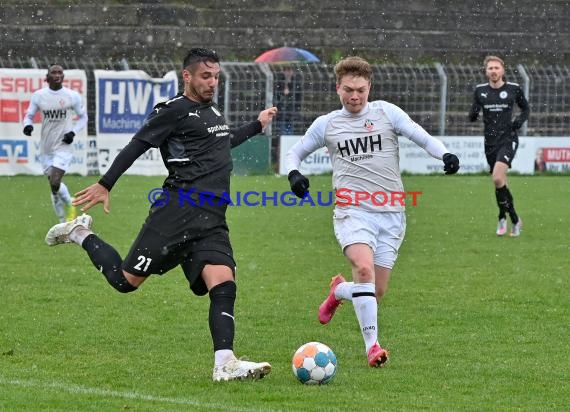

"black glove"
[288,170,310,198]
[512,119,522,131]
[442,153,460,175]
[62,131,75,144]
[23,125,33,136]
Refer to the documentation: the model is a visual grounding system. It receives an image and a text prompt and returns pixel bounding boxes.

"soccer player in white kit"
[285,56,460,367]
[23,64,88,223]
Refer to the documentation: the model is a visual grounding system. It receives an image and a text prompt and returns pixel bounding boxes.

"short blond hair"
[483,55,505,69]
[334,56,372,84]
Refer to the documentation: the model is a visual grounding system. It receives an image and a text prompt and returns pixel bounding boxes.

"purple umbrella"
[255,47,320,63]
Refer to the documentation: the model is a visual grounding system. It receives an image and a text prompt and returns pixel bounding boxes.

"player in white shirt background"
[285,56,460,368]
[22,64,88,223]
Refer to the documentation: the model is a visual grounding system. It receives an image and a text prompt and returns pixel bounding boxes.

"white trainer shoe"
[212,358,272,382]
[510,218,523,237]
[45,214,93,246]
[496,218,507,236]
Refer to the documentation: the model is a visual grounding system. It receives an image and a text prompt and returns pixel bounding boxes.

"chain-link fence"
[2,57,569,141]
[524,65,570,136]
[222,62,570,139]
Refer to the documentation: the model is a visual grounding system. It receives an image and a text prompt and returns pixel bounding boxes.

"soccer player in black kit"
[469,55,529,237]
[44,48,278,381]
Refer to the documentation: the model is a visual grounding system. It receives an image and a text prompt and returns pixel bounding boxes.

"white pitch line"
[0,376,277,412]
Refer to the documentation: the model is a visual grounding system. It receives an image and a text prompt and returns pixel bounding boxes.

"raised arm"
[382,101,460,174]
[230,106,277,148]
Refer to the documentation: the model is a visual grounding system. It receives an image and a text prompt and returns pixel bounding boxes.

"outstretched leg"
[45,216,141,293]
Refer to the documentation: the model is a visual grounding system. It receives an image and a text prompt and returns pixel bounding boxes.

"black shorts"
[485,140,519,172]
[122,190,235,296]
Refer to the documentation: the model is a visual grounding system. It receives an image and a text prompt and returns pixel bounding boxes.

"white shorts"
[333,208,406,269]
[40,150,73,174]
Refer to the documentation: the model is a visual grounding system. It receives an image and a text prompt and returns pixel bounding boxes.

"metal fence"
[225,62,570,143]
[2,57,569,140]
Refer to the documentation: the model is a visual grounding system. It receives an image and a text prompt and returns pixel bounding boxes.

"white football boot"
[496,218,507,236]
[212,358,272,382]
[45,214,93,246]
[510,218,523,237]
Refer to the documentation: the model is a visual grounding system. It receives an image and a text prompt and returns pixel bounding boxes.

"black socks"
[495,185,519,224]
[82,234,137,293]
[209,281,236,351]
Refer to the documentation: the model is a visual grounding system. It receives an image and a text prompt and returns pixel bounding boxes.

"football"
[292,341,337,385]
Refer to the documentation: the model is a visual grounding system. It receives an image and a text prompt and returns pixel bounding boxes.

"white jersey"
[285,100,449,212]
[22,86,87,156]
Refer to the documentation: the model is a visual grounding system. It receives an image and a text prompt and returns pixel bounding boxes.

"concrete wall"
[1,0,569,64]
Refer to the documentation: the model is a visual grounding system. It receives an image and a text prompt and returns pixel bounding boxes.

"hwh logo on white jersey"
[43,109,67,120]
[337,134,382,157]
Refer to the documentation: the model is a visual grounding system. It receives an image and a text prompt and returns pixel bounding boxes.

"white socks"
[69,226,92,246]
[58,181,72,204]
[51,182,72,223]
[214,349,236,367]
[51,193,66,222]
[351,283,378,352]
[334,281,354,301]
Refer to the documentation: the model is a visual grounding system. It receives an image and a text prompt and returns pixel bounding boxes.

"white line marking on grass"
[0,376,276,412]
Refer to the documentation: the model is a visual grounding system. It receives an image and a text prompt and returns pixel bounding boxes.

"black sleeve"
[98,138,153,191]
[229,120,262,148]
[468,89,480,122]
[133,101,178,147]
[513,87,530,127]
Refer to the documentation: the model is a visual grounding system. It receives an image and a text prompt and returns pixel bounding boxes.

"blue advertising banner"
[94,70,178,175]
[95,70,178,134]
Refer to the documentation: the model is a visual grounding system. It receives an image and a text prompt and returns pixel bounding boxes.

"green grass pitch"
[0,173,568,411]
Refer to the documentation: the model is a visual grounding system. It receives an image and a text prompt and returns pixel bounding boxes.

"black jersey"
[98,92,261,229]
[132,94,260,195]
[469,82,529,147]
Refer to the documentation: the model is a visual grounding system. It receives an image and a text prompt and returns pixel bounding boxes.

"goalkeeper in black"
[44,48,277,381]
[469,55,529,237]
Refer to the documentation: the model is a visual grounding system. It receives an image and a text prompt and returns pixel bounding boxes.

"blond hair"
[334,56,372,84]
[483,55,505,69]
